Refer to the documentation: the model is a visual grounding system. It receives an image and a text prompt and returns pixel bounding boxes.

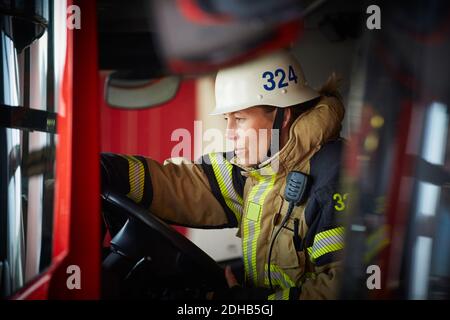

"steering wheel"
[101,190,228,298]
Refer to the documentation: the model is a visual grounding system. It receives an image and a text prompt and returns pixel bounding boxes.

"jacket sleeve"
[297,262,342,299]
[297,187,344,299]
[297,138,345,300]
[101,152,244,228]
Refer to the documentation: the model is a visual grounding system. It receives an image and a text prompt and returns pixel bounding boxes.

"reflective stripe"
[268,288,290,300]
[122,155,145,203]
[314,227,345,242]
[264,264,295,289]
[242,170,275,286]
[308,227,345,261]
[311,243,344,260]
[243,181,261,285]
[365,225,389,262]
[209,153,243,223]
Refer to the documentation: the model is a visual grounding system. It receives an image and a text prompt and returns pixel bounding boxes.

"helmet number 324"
[262,65,298,91]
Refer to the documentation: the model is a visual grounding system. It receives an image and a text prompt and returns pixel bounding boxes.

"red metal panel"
[52,4,74,265]
[48,0,101,299]
[100,75,196,163]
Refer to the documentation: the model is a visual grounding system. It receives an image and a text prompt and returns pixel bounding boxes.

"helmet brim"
[210,86,320,115]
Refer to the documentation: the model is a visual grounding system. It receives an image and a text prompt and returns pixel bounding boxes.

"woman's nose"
[225,128,237,141]
[225,120,237,140]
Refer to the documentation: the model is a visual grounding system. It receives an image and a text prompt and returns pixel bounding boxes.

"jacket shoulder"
[309,138,344,191]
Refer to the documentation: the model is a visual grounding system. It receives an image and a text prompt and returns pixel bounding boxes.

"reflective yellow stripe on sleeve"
[122,155,145,204]
[365,225,389,263]
[307,227,345,262]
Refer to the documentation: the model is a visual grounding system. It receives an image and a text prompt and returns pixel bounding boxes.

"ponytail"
[318,72,342,102]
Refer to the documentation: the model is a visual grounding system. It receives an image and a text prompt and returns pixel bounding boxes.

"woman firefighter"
[101,50,346,300]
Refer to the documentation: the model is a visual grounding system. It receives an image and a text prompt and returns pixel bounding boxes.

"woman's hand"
[224,265,239,288]
[207,265,273,300]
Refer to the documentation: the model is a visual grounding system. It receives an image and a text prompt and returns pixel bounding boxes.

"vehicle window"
[0,0,57,297]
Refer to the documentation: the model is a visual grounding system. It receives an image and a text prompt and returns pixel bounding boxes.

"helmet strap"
[267,108,285,158]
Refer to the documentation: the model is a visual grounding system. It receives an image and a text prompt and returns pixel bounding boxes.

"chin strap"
[267,108,285,158]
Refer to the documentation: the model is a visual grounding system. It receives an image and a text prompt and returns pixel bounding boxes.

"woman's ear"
[282,108,292,129]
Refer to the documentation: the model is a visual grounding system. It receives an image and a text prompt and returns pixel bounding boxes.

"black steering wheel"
[101,190,227,298]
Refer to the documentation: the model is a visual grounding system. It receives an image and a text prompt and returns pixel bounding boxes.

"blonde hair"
[318,72,342,102]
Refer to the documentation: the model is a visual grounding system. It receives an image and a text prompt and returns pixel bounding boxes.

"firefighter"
[101,49,346,300]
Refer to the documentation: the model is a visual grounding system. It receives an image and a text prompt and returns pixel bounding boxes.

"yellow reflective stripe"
[242,213,251,283]
[122,155,145,203]
[311,243,344,260]
[314,227,345,242]
[246,202,261,221]
[209,153,243,223]
[242,171,276,286]
[307,246,314,263]
[366,225,386,245]
[242,179,262,285]
[313,235,344,252]
[251,221,260,284]
[365,225,390,262]
[268,288,290,300]
[307,227,345,262]
[264,264,295,289]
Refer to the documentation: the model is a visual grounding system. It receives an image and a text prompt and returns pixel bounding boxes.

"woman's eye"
[236,118,245,122]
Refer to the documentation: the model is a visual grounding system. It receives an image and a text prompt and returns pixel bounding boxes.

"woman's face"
[224,106,277,167]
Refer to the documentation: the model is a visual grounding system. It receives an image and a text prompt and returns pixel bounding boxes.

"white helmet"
[211,49,319,115]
